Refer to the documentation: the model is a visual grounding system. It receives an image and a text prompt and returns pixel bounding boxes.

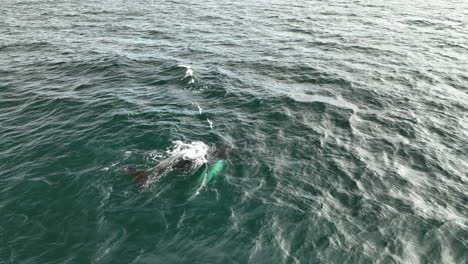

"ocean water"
[1,0,467,263]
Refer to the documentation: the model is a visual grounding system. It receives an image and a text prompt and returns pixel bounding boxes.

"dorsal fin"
[125,167,151,190]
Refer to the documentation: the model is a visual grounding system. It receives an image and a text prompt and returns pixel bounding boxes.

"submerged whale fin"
[207,160,226,183]
[125,167,152,190]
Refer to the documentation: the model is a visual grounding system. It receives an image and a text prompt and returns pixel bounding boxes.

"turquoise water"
[1,0,467,263]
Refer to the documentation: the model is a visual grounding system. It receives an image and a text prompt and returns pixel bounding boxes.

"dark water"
[1,0,467,263]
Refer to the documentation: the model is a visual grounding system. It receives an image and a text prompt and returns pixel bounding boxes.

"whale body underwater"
[125,141,245,190]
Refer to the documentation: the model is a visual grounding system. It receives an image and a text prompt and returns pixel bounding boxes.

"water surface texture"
[1,0,467,263]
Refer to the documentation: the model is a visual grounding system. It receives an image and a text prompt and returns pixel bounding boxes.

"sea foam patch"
[165,140,209,169]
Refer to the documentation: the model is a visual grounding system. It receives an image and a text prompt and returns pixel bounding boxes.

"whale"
[125,140,245,190]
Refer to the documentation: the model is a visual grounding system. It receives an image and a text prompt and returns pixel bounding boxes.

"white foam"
[197,104,203,114]
[148,151,164,162]
[145,141,211,186]
[166,140,209,167]
[207,119,214,129]
[178,64,191,69]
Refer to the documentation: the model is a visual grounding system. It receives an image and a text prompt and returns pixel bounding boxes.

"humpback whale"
[125,140,245,190]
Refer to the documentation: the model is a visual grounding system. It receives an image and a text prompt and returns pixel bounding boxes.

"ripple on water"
[1,0,468,263]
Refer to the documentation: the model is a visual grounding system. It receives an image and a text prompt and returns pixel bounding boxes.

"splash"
[165,140,209,169]
[178,64,196,84]
[145,141,210,185]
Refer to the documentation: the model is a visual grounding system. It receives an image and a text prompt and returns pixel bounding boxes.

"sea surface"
[1,0,467,263]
